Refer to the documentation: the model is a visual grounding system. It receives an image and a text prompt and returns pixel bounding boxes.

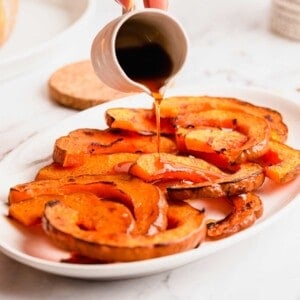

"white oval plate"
[0,86,299,280]
[0,0,96,81]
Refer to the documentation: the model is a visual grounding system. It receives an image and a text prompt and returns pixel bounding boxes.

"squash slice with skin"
[105,107,174,135]
[128,153,226,183]
[206,193,263,240]
[35,153,140,180]
[176,127,248,154]
[174,109,270,164]
[9,192,137,232]
[42,199,206,262]
[167,163,265,200]
[257,140,300,183]
[53,128,177,167]
[9,174,168,236]
[159,96,288,142]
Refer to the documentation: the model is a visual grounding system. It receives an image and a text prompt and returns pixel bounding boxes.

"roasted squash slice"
[9,174,168,235]
[175,126,248,154]
[257,140,300,183]
[42,200,206,262]
[9,192,137,233]
[53,128,177,167]
[206,193,263,240]
[105,108,174,135]
[174,109,270,163]
[35,153,140,180]
[159,96,288,142]
[128,153,226,183]
[167,163,265,200]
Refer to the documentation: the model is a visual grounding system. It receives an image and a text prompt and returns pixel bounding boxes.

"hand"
[143,0,168,9]
[115,0,168,13]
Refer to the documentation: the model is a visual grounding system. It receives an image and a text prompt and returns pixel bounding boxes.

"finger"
[143,0,169,10]
[115,0,135,12]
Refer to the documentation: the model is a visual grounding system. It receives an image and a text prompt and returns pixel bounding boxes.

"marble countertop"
[1,0,300,299]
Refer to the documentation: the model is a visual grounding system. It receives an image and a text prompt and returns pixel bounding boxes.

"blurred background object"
[0,0,95,81]
[270,0,300,41]
[0,0,18,47]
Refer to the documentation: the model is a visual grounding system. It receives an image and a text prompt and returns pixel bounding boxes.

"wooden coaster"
[48,60,133,110]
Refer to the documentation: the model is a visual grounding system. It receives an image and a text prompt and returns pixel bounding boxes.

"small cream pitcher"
[91,8,188,94]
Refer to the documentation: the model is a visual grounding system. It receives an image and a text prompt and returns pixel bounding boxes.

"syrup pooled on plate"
[116,42,173,152]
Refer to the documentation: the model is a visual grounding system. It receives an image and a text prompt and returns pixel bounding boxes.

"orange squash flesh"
[128,153,226,183]
[105,107,174,135]
[35,153,140,180]
[42,200,206,262]
[257,140,300,183]
[9,194,64,226]
[53,128,177,167]
[159,96,288,142]
[9,174,168,236]
[9,192,137,233]
[206,193,263,240]
[174,109,270,163]
[189,151,238,171]
[176,127,248,154]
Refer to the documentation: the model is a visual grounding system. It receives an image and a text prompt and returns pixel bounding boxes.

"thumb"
[143,0,168,10]
[115,0,135,12]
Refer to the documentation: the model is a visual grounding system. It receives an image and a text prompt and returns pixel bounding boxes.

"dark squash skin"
[206,193,263,240]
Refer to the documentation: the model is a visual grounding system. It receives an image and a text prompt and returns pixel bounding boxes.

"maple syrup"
[116,42,173,152]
